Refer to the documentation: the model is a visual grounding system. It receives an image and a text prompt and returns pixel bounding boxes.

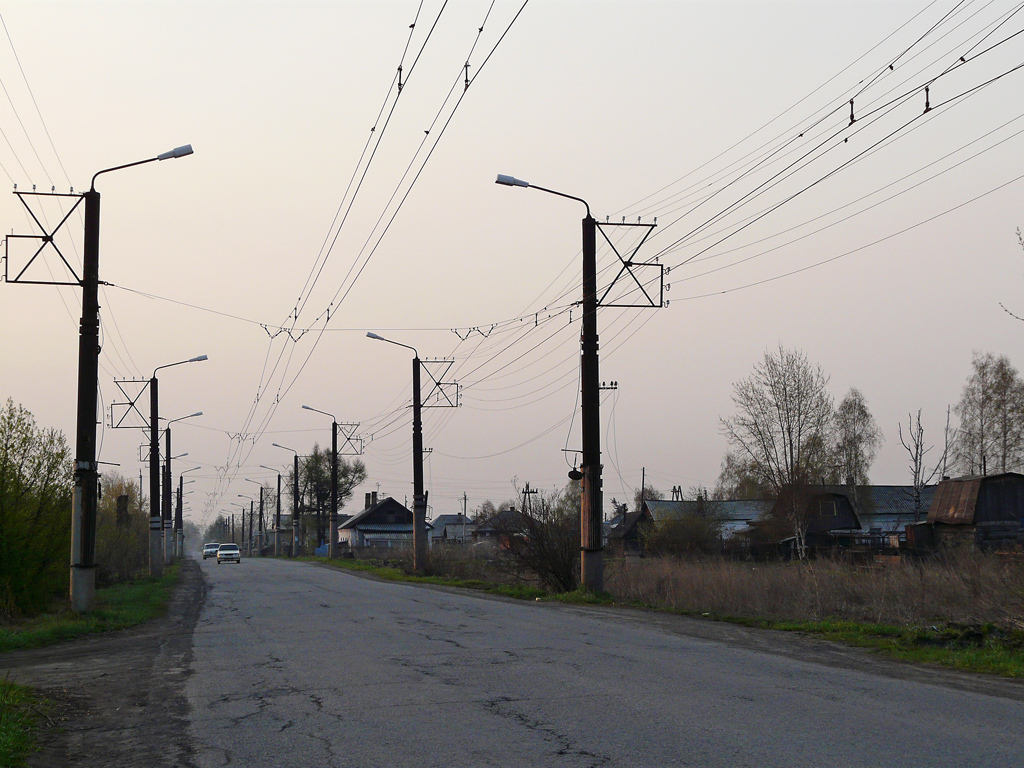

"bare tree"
[719,346,834,558]
[898,407,953,521]
[954,352,1024,475]
[830,388,883,509]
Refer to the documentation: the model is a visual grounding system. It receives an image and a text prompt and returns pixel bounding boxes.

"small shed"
[927,473,1024,548]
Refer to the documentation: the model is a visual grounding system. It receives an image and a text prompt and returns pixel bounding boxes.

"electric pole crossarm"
[5,191,85,285]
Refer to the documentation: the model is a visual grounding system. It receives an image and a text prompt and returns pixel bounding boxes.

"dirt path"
[2,559,206,768]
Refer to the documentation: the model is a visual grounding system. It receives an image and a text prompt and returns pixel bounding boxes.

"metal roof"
[645,499,766,522]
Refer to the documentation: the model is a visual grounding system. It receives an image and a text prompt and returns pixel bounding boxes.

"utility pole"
[411,354,427,572]
[149,378,162,578]
[249,500,254,556]
[293,452,299,555]
[521,482,538,516]
[9,145,193,612]
[276,471,282,556]
[579,211,603,590]
[258,484,264,556]
[163,426,173,564]
[330,420,338,559]
[176,475,183,557]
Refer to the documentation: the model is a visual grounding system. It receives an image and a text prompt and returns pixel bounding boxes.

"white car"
[202,542,220,560]
[216,543,241,564]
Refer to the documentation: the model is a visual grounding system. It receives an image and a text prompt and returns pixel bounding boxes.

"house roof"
[926,473,1024,525]
[339,496,413,530]
[645,499,766,522]
[475,508,527,534]
[608,507,653,539]
[430,514,476,529]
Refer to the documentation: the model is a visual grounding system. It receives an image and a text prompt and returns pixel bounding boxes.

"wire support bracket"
[594,220,668,309]
[421,358,461,408]
[4,190,85,285]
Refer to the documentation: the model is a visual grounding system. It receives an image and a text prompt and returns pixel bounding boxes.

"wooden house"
[926,473,1024,549]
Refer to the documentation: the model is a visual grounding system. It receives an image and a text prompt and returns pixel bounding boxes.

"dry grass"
[605,550,1024,629]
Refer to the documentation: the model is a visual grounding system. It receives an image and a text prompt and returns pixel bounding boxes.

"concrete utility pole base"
[274,531,281,557]
[581,550,604,593]
[70,566,96,613]
[150,518,164,577]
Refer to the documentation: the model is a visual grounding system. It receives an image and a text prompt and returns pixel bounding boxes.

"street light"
[273,443,301,557]
[495,174,604,592]
[149,360,206,576]
[244,478,265,556]
[230,501,247,545]
[237,494,254,554]
[366,332,427,573]
[69,144,194,613]
[164,411,202,564]
[261,464,284,557]
[302,405,339,559]
[176,465,201,557]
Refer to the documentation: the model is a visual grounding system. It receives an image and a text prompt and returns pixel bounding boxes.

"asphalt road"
[187,556,1024,768]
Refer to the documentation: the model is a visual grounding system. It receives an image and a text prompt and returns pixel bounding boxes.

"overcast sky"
[2,1,1022,530]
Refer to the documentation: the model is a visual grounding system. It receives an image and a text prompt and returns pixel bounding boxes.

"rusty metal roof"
[927,477,982,525]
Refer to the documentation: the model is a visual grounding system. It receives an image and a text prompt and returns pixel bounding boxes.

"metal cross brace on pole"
[420,359,460,408]
[110,379,152,430]
[3,191,84,285]
[593,220,666,309]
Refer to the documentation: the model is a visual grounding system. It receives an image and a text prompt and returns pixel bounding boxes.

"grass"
[0,565,181,654]
[0,679,36,768]
[0,566,183,765]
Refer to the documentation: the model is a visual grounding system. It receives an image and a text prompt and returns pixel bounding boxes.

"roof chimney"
[371,491,378,507]
[365,492,372,510]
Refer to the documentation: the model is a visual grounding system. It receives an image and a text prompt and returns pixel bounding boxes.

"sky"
[1,1,1022,531]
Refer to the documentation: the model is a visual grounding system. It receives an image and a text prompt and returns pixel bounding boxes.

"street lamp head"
[272,442,296,453]
[496,174,529,188]
[366,332,418,358]
[157,144,194,161]
[188,355,208,363]
[301,405,315,412]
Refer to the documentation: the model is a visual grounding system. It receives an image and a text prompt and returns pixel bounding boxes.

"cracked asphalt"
[6,556,1024,767]
[187,557,1024,768]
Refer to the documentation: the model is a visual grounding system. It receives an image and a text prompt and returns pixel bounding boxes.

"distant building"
[338,493,432,549]
[429,513,477,544]
[924,473,1024,549]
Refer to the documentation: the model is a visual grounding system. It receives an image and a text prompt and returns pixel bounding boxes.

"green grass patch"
[0,565,181,655]
[0,679,36,768]
[639,605,1024,677]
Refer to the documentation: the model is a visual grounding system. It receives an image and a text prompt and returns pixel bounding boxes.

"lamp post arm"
[526,184,591,218]
[91,145,193,191]
[366,332,418,359]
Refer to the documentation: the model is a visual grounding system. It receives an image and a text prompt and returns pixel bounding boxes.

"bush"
[0,399,72,618]
[491,483,581,593]
[95,473,150,586]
